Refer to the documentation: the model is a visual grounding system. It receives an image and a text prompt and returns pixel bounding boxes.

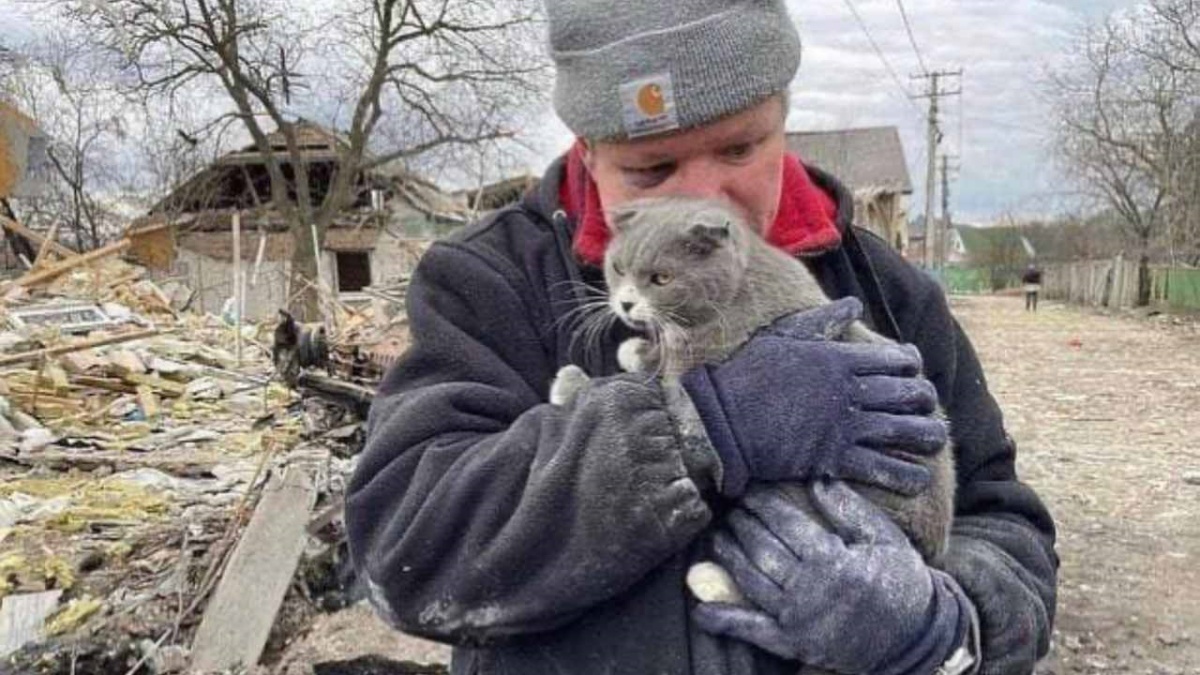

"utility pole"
[912,69,962,271]
[940,154,959,267]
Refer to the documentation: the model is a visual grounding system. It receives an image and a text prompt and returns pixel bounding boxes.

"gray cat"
[550,197,955,611]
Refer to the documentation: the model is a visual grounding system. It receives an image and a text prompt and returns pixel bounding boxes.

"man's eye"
[624,163,674,187]
[720,143,754,160]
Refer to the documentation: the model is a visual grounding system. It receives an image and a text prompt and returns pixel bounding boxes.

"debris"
[0,589,62,657]
[0,223,401,668]
[0,327,161,368]
[312,656,449,675]
[43,595,101,636]
[0,215,75,259]
[9,238,131,289]
[189,465,316,672]
[7,302,125,334]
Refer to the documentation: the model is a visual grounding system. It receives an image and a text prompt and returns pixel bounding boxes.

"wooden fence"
[1042,254,1141,309]
[1042,256,1200,310]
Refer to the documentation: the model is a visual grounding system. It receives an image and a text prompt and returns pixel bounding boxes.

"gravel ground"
[950,295,1200,675]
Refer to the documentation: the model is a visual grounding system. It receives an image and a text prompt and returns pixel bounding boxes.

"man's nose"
[672,158,728,200]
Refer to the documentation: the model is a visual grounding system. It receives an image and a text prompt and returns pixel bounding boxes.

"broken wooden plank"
[11,238,130,288]
[189,465,316,672]
[0,590,63,657]
[122,372,186,398]
[137,385,159,419]
[67,375,137,395]
[105,349,146,376]
[0,215,75,258]
[0,450,219,478]
[0,328,160,368]
[31,220,61,269]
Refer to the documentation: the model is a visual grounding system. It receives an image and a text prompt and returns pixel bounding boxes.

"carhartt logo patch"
[620,73,678,137]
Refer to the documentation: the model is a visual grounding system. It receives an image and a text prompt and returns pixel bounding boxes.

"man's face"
[582,96,788,235]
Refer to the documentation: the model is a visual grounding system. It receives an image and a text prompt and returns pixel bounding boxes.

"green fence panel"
[1160,267,1200,311]
[941,267,993,295]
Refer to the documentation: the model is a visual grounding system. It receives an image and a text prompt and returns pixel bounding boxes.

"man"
[1023,263,1044,312]
[346,1,1058,674]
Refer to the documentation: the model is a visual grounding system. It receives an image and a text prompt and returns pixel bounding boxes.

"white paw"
[686,561,747,605]
[617,337,652,373]
[549,364,590,406]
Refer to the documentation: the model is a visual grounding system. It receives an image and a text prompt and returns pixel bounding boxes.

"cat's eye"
[651,272,673,286]
[612,261,625,276]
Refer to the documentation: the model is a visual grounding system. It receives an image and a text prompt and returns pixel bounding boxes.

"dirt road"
[950,295,1200,675]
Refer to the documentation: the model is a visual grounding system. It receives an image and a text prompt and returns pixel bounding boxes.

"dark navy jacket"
[346,159,1058,675]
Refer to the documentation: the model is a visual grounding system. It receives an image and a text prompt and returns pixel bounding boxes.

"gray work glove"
[693,482,975,675]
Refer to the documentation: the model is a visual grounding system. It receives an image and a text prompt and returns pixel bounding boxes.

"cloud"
[782,0,1114,221]
[783,0,1097,222]
[518,0,1135,222]
[2,0,1140,222]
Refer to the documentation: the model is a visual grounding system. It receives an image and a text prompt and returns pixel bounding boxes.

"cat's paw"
[617,337,654,373]
[549,364,590,406]
[686,561,747,605]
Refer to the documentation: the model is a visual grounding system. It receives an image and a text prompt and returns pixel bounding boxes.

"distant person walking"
[1023,263,1043,311]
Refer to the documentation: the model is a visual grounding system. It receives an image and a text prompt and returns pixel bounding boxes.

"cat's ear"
[609,208,638,233]
[685,221,730,255]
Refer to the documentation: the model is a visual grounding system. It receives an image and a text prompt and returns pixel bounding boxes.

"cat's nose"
[621,301,634,313]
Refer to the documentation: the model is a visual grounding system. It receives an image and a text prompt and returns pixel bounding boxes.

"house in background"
[786,127,913,252]
[126,122,467,319]
[455,174,538,214]
[947,223,1037,268]
[1,99,52,270]
[0,100,50,201]
[940,223,1037,292]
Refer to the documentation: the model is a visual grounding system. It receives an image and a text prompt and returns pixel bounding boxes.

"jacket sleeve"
[909,286,1059,675]
[345,237,713,645]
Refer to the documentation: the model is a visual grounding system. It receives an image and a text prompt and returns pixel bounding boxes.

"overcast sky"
[2,0,1141,223]
[509,0,1142,224]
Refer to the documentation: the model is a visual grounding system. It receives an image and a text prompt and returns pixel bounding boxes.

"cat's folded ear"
[609,206,639,233]
[685,221,730,256]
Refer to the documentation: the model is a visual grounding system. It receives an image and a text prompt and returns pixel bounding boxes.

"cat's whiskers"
[569,303,619,368]
[555,299,612,331]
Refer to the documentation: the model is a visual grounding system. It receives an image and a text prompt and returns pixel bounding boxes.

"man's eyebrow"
[716,126,770,147]
[622,154,678,166]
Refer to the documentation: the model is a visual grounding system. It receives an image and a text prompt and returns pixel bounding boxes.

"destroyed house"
[126,122,466,319]
[786,126,914,253]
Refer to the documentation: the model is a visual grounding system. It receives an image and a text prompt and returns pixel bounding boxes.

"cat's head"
[603,197,749,331]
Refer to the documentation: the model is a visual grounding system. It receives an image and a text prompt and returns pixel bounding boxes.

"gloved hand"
[693,482,975,675]
[680,297,947,498]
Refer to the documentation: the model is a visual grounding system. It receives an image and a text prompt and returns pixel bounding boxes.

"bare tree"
[1049,13,1195,302]
[44,0,546,319]
[1,31,132,251]
[1140,0,1200,265]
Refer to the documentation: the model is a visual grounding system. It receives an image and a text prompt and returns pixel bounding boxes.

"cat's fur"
[551,197,956,609]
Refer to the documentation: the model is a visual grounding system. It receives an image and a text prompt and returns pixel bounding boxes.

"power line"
[840,0,925,117]
[895,0,928,75]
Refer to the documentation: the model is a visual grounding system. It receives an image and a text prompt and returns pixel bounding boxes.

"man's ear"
[580,138,595,171]
[685,220,730,255]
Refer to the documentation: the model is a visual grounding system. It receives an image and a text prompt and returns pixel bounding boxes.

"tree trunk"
[1137,252,1151,307]
[288,214,323,321]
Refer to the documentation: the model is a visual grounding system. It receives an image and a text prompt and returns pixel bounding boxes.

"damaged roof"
[786,127,913,195]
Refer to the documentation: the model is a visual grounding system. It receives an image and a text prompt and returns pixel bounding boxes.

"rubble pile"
[0,242,420,674]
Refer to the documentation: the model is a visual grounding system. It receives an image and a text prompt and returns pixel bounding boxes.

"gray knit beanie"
[545,0,801,141]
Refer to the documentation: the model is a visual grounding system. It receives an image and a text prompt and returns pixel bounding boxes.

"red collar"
[558,141,842,266]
